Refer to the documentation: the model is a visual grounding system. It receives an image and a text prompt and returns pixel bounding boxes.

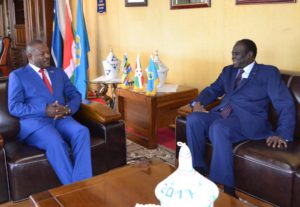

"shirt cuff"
[190,101,196,108]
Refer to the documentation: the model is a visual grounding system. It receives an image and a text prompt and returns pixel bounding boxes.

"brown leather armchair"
[0,134,9,203]
[0,76,127,202]
[0,37,11,76]
[175,72,300,207]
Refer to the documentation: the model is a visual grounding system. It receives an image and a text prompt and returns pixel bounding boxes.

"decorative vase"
[155,142,219,207]
[153,51,169,88]
[102,48,120,80]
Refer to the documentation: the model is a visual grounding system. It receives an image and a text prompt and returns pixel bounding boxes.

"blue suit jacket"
[8,65,82,140]
[194,63,295,141]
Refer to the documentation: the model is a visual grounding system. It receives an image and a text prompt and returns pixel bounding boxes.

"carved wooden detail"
[8,0,53,69]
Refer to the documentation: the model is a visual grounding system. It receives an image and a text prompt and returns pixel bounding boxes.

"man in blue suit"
[8,40,92,185]
[187,39,295,197]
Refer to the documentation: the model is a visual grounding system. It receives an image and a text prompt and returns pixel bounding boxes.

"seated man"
[187,39,295,197]
[8,40,92,185]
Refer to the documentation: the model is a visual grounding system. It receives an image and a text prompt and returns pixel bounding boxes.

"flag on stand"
[121,53,133,89]
[146,55,159,96]
[62,0,76,81]
[74,0,90,100]
[51,0,63,68]
[133,53,144,92]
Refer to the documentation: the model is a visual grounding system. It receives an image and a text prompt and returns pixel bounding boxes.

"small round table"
[89,76,121,109]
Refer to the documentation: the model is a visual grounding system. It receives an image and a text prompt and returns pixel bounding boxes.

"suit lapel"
[233,63,259,93]
[46,67,56,95]
[26,65,53,96]
[230,68,239,92]
[25,65,48,93]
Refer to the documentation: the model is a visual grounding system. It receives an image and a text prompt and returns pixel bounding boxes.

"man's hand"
[266,136,287,149]
[46,101,72,120]
[193,102,208,113]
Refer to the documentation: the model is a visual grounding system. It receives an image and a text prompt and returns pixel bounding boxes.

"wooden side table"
[116,86,198,149]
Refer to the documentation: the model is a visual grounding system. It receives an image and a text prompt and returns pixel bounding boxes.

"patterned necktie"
[220,69,245,118]
[39,68,53,94]
[234,69,245,89]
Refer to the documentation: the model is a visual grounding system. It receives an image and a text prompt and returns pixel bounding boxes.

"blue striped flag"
[51,0,63,68]
[74,0,90,100]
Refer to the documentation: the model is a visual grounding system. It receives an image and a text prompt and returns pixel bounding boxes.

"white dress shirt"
[29,63,52,85]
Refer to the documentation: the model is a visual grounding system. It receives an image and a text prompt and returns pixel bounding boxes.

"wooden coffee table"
[116,86,198,149]
[30,160,248,207]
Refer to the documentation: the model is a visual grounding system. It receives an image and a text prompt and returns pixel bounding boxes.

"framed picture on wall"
[236,0,295,4]
[170,0,211,9]
[125,0,148,7]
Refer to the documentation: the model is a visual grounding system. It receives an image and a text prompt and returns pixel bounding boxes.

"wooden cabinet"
[8,0,54,69]
[116,86,198,149]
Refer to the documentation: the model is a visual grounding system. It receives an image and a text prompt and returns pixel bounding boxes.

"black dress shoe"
[224,185,238,199]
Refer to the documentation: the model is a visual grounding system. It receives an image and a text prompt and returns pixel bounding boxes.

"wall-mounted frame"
[125,0,148,7]
[236,0,295,5]
[170,0,211,9]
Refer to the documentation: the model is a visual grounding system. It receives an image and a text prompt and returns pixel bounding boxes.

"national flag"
[51,0,63,68]
[121,53,133,89]
[74,0,90,100]
[62,0,76,80]
[133,53,144,91]
[146,55,159,96]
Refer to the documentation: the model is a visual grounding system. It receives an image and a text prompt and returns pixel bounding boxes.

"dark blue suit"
[187,63,295,187]
[8,65,92,184]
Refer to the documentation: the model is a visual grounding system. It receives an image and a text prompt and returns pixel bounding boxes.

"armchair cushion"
[79,102,121,124]
[177,99,222,117]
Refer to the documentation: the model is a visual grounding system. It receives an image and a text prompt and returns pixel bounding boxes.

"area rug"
[126,127,176,151]
[126,139,176,167]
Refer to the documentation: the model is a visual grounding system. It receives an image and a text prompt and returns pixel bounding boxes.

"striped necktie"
[234,69,245,89]
[39,68,53,94]
[220,69,245,118]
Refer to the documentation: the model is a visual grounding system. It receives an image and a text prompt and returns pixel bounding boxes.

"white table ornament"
[153,51,169,88]
[155,142,219,207]
[102,48,120,80]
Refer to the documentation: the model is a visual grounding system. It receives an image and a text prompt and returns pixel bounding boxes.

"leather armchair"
[175,72,300,207]
[0,76,127,202]
[0,37,10,77]
[0,134,9,203]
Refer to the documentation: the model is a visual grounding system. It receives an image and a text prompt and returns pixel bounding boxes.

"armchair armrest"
[177,99,222,118]
[0,134,4,149]
[78,101,122,124]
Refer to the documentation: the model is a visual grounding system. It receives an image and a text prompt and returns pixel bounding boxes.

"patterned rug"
[126,139,176,167]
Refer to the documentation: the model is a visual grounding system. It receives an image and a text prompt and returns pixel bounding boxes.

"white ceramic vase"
[155,142,219,207]
[102,48,120,80]
[153,51,169,88]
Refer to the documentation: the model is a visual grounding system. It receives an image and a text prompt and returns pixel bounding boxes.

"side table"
[116,86,198,149]
[89,76,121,109]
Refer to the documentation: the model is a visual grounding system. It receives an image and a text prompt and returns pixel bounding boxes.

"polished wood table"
[30,160,248,207]
[116,86,198,149]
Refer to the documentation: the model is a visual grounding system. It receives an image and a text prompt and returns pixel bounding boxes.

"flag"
[74,0,90,100]
[121,53,133,89]
[133,53,144,92]
[62,0,76,80]
[51,0,63,68]
[146,55,159,96]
